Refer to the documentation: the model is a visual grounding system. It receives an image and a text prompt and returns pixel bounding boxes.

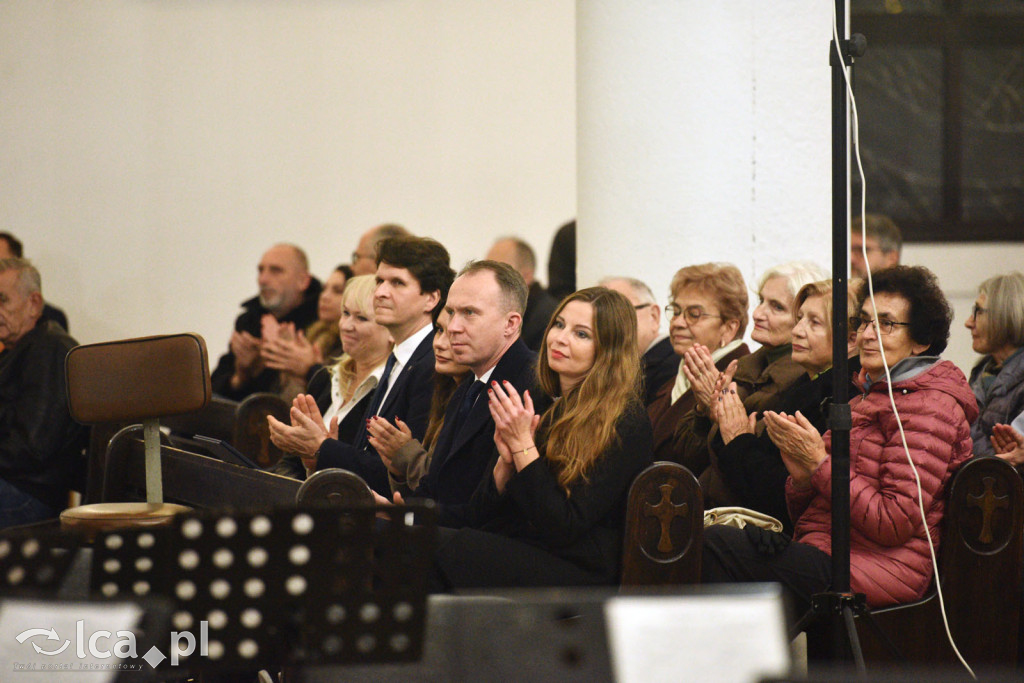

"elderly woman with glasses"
[702,266,977,612]
[706,279,861,532]
[962,272,1024,458]
[687,261,828,504]
[647,263,751,476]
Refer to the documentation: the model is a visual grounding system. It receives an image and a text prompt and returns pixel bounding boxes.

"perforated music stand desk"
[88,504,436,676]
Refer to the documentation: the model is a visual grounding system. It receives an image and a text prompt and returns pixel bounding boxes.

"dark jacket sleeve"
[0,325,87,507]
[505,403,653,547]
[713,431,792,530]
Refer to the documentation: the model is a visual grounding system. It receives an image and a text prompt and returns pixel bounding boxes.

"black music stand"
[89,504,437,676]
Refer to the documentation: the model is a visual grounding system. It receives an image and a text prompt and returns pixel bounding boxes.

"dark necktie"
[365,353,398,419]
[452,380,486,437]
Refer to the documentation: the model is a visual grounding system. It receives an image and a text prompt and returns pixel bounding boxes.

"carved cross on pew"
[967,475,1009,544]
[644,482,688,553]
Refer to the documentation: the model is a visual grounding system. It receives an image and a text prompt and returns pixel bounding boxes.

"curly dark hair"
[855,265,952,356]
[376,236,455,319]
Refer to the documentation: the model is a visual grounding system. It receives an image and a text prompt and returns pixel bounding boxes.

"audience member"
[350,223,408,276]
[271,236,453,494]
[547,219,576,301]
[964,271,1024,456]
[0,231,69,332]
[691,261,828,504]
[268,275,391,480]
[703,266,976,613]
[0,258,87,528]
[210,244,322,401]
[261,264,352,401]
[646,264,749,474]
[423,287,653,588]
[709,279,860,531]
[486,237,558,351]
[368,308,471,494]
[850,213,901,279]
[601,276,678,405]
[395,260,537,523]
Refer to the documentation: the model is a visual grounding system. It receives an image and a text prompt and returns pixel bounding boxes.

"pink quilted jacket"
[786,360,979,607]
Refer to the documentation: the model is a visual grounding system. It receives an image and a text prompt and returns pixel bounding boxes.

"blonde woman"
[269,275,391,479]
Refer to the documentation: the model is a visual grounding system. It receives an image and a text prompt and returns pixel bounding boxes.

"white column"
[577,1,834,321]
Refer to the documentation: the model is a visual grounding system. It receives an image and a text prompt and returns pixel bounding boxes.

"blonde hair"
[978,272,1024,349]
[330,275,379,392]
[537,287,640,491]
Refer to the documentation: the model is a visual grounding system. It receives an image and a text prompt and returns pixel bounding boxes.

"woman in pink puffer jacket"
[703,266,977,612]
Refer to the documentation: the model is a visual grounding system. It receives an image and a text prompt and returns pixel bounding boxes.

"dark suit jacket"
[315,330,436,494]
[642,337,680,406]
[520,283,558,351]
[413,339,536,527]
[270,366,374,481]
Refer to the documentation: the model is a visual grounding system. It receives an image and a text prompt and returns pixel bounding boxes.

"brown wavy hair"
[536,287,640,490]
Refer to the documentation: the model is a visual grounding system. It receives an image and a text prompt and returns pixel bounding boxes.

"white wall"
[576,1,834,342]
[0,1,576,360]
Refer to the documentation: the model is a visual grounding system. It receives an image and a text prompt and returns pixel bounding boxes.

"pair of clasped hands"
[230,314,322,384]
[369,380,538,508]
[683,344,827,489]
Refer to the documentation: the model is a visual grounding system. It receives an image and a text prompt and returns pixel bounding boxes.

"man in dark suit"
[390,261,536,526]
[295,236,454,494]
[601,276,679,405]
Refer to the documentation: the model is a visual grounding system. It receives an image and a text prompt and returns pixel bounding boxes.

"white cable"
[830,8,975,679]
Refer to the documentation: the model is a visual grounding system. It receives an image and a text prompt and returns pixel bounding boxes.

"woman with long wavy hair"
[431,287,655,589]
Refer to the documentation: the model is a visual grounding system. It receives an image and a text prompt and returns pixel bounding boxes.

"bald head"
[352,223,408,275]
[257,244,311,317]
[486,237,536,285]
[601,277,661,352]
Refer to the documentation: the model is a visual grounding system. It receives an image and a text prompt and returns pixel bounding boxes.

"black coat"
[520,283,558,352]
[413,339,536,526]
[269,366,375,481]
[449,398,654,584]
[0,320,87,508]
[315,330,436,494]
[710,359,860,532]
[210,278,323,401]
[641,337,680,406]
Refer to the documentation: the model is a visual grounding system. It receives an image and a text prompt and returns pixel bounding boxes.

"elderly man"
[601,276,679,405]
[486,236,558,351]
[0,231,69,332]
[210,244,322,400]
[350,223,409,276]
[850,213,901,279]
[0,258,87,527]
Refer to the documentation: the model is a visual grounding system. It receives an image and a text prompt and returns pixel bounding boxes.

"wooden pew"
[620,461,704,586]
[101,426,299,510]
[854,455,1024,666]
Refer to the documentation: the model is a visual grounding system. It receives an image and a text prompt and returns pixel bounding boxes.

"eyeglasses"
[351,251,374,263]
[970,304,987,319]
[849,316,911,336]
[665,303,722,324]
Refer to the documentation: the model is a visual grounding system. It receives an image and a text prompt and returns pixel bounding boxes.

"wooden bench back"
[621,461,704,586]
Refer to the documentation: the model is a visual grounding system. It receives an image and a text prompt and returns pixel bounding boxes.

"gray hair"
[978,271,1024,349]
[0,257,41,296]
[598,276,656,304]
[758,261,830,300]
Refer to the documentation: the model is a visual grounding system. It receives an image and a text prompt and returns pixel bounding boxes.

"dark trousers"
[702,524,832,621]
[431,526,610,591]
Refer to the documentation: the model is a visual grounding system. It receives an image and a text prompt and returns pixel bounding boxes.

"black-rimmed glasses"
[849,316,911,336]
